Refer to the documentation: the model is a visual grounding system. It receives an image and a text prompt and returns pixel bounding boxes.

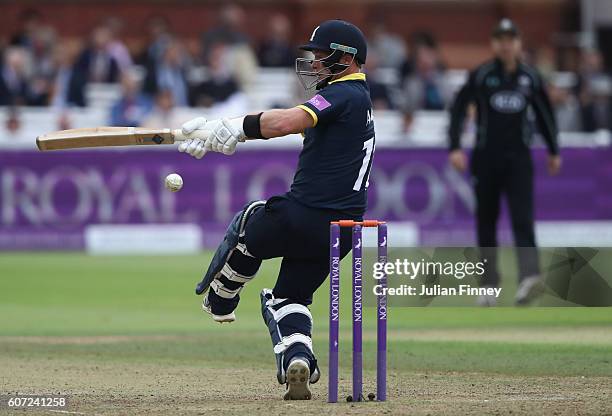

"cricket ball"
[164,173,183,192]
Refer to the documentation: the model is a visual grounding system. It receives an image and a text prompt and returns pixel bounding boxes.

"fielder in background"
[448,19,561,306]
[178,20,375,400]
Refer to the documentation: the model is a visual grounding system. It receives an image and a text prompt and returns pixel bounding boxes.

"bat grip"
[172,129,188,142]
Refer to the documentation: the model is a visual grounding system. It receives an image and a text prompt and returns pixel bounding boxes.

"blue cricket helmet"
[300,19,367,64]
[296,20,367,90]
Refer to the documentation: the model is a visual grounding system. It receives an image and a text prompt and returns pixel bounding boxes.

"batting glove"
[207,117,246,155]
[179,116,246,158]
[178,117,211,159]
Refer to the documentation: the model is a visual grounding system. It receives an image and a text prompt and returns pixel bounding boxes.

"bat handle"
[172,129,188,142]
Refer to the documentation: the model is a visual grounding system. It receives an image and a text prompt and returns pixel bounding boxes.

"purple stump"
[377,223,388,401]
[352,224,363,401]
[328,223,341,403]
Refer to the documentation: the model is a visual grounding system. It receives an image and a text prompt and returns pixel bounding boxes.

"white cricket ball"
[164,173,183,192]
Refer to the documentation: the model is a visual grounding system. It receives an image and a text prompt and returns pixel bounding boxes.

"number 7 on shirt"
[353,137,375,191]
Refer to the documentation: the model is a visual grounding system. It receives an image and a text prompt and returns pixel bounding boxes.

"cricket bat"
[36,127,188,151]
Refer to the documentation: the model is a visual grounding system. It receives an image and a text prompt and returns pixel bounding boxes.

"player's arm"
[447,71,477,172]
[531,73,562,175]
[177,108,315,159]
[531,75,560,156]
[259,107,315,138]
[179,89,342,158]
[448,71,477,151]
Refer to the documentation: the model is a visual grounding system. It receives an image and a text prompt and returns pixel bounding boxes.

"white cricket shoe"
[202,296,235,323]
[515,276,545,306]
[283,358,312,400]
[476,287,498,307]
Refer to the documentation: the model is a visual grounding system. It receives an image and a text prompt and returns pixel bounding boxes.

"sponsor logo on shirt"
[490,91,526,113]
[308,94,332,111]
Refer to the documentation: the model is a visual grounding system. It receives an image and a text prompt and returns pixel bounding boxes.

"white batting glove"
[207,117,246,155]
[178,138,210,159]
[178,117,211,159]
[178,116,246,157]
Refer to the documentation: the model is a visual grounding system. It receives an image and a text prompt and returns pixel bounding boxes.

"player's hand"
[178,137,210,159]
[178,117,211,159]
[547,154,562,176]
[180,116,246,156]
[206,118,246,155]
[449,149,468,173]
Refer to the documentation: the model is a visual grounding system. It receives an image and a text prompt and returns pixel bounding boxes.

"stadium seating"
[0,68,608,149]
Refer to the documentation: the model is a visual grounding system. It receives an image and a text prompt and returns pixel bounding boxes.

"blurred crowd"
[2,5,612,134]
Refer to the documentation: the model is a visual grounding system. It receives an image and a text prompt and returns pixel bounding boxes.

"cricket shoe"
[515,276,545,306]
[476,287,498,307]
[202,296,236,323]
[283,358,312,400]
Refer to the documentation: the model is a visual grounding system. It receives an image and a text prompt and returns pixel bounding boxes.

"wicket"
[328,220,388,403]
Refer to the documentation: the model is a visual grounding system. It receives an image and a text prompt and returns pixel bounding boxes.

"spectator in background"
[50,42,83,108]
[5,107,21,136]
[27,26,57,105]
[401,36,450,111]
[533,46,556,81]
[74,25,120,84]
[192,43,239,107]
[258,14,295,67]
[10,9,42,47]
[143,38,190,107]
[0,47,35,106]
[57,111,72,131]
[201,4,258,91]
[364,52,394,110]
[576,48,612,131]
[141,16,172,66]
[141,89,189,129]
[399,32,440,82]
[109,70,152,126]
[230,42,259,91]
[104,17,133,73]
[202,4,250,61]
[369,21,406,69]
[548,74,582,132]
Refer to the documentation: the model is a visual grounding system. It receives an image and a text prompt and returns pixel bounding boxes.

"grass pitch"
[0,253,610,415]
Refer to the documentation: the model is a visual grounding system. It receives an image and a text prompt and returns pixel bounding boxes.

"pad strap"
[210,279,244,299]
[272,303,313,326]
[222,263,256,284]
[273,333,314,354]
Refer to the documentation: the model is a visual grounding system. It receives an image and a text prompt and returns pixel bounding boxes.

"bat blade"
[36,127,185,151]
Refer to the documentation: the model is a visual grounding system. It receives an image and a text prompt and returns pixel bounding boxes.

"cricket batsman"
[178,20,374,400]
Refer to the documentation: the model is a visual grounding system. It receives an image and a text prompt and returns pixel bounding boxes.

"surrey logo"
[490,91,526,113]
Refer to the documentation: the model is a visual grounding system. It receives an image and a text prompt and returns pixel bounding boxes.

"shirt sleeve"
[448,70,477,151]
[531,72,560,155]
[296,86,348,127]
